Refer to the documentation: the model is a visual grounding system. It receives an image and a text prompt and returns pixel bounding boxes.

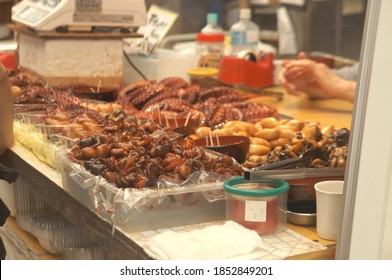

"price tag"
[136,4,178,55]
[245,200,267,222]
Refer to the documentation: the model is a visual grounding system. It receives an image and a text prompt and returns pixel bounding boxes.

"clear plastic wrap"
[16,212,95,254]
[13,120,61,169]
[58,151,231,233]
[13,176,54,217]
[61,246,104,260]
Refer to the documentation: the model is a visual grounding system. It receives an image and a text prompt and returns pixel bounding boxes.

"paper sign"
[136,4,178,55]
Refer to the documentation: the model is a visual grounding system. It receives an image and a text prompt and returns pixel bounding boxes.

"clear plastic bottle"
[196,13,225,68]
[229,8,260,58]
[201,13,224,34]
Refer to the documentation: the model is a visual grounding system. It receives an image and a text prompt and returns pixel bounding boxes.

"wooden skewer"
[216,134,220,146]
[157,105,162,126]
[209,128,214,147]
[90,87,96,93]
[184,112,191,127]
[174,118,178,128]
[97,80,102,93]
[165,114,169,128]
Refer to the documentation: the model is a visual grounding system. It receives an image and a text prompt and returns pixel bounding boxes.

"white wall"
[337,0,392,259]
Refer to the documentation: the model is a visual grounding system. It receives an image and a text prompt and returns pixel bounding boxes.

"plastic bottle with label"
[196,13,225,68]
[229,8,260,60]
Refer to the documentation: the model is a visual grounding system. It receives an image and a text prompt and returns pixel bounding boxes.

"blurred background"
[144,0,367,60]
[0,0,367,60]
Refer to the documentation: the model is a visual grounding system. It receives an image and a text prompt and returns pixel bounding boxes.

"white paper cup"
[314,180,344,241]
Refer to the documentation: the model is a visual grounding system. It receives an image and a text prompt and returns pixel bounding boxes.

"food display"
[10,71,350,177]
[117,77,279,127]
[68,114,243,189]
[8,70,351,238]
[190,118,349,170]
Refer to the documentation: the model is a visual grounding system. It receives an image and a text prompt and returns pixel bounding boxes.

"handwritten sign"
[137,4,178,55]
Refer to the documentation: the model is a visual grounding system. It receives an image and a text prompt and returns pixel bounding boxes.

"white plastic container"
[123,48,197,84]
[229,8,260,57]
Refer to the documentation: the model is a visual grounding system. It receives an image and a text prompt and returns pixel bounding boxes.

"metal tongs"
[244,148,327,181]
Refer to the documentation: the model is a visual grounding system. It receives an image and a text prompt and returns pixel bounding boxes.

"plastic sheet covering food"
[13,120,60,169]
[16,212,95,254]
[58,151,230,233]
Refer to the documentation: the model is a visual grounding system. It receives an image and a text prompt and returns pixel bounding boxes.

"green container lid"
[224,176,290,197]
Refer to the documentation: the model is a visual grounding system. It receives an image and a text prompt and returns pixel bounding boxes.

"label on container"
[244,200,267,222]
[246,30,259,44]
[230,31,258,46]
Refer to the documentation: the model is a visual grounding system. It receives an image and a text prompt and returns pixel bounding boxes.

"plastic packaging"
[17,212,95,254]
[58,151,230,233]
[196,13,225,68]
[229,8,260,58]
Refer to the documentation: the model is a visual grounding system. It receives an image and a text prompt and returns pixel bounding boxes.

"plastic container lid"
[186,67,219,77]
[224,176,289,197]
[196,32,224,43]
[207,13,218,24]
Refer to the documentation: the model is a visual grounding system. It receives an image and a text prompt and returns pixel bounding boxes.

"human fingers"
[278,69,289,85]
[281,59,295,67]
[279,73,303,96]
[298,52,309,60]
[284,59,315,70]
[283,82,302,96]
[283,65,314,82]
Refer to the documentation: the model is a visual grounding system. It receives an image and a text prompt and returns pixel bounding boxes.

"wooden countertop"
[253,87,354,129]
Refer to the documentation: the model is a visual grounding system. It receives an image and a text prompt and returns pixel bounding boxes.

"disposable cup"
[314,180,344,241]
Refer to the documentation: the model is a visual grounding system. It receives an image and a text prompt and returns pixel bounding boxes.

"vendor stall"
[0,0,366,262]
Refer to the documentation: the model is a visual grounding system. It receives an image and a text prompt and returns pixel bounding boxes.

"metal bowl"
[287,211,317,226]
[287,200,317,226]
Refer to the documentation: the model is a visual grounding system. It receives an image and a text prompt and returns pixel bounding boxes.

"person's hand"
[278,52,356,102]
[279,52,332,98]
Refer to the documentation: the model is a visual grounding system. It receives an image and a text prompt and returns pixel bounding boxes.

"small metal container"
[287,200,317,226]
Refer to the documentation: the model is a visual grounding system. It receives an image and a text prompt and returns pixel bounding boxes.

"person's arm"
[333,62,359,81]
[0,64,14,155]
[279,58,356,102]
